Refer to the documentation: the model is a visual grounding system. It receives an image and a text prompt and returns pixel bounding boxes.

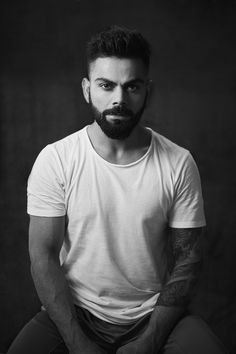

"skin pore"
[82,56,152,165]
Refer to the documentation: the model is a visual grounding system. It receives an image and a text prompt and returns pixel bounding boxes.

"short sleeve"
[168,153,206,228]
[27,145,66,217]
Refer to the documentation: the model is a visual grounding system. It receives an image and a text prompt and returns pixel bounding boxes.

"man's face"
[82,57,150,140]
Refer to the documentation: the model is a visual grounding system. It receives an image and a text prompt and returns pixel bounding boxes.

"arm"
[117,227,204,354]
[29,215,104,354]
[148,227,204,348]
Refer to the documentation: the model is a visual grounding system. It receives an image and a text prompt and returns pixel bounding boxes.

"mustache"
[103,106,133,117]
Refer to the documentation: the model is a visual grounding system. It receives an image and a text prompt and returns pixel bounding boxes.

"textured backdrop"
[1,0,236,352]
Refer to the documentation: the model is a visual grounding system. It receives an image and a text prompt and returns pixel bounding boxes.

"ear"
[81,77,90,104]
[146,79,153,106]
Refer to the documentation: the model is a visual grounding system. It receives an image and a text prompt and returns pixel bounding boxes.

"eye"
[127,84,139,92]
[99,83,112,90]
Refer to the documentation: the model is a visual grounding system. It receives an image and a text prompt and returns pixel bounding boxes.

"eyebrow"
[95,78,146,86]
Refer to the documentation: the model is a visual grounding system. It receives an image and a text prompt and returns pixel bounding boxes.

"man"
[8,26,227,354]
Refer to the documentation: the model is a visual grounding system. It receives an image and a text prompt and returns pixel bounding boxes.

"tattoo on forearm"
[157,228,203,307]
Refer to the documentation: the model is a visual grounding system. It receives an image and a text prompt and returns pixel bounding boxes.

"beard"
[88,93,147,140]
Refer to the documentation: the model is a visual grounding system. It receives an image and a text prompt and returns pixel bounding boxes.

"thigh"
[161,315,228,354]
[7,310,68,354]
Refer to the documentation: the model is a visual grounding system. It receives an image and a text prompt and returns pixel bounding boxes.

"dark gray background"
[1,0,236,352]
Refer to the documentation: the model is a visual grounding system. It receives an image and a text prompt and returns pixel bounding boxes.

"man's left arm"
[117,226,204,354]
[148,227,204,350]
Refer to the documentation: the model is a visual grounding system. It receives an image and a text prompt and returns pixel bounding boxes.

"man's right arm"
[29,215,104,354]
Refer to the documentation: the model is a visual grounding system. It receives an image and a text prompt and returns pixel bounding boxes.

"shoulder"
[36,126,88,166]
[149,128,192,171]
[50,126,88,157]
[30,126,89,183]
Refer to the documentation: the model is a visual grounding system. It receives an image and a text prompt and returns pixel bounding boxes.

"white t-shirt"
[27,126,206,324]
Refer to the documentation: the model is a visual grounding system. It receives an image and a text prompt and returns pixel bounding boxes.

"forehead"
[89,57,148,82]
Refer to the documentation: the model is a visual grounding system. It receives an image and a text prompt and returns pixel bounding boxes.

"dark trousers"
[7,307,228,354]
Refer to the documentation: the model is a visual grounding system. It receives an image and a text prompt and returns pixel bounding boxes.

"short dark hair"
[86,25,151,74]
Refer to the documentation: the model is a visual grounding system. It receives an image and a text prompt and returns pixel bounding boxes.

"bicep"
[29,215,65,262]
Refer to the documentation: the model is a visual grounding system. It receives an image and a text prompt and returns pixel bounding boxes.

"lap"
[7,310,228,354]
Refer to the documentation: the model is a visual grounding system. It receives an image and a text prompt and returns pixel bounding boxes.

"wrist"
[146,305,184,336]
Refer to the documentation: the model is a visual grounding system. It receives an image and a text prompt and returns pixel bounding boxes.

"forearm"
[146,227,203,350]
[31,255,87,352]
[117,276,196,354]
[147,265,201,350]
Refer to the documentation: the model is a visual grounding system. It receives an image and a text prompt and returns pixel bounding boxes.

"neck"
[87,121,151,165]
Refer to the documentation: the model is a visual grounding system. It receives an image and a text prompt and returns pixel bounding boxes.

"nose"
[112,86,127,106]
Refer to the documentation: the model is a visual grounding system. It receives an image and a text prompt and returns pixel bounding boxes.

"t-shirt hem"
[27,209,66,217]
[169,220,206,228]
[75,302,155,325]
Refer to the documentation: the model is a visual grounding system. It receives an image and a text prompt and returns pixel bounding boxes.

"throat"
[87,123,152,165]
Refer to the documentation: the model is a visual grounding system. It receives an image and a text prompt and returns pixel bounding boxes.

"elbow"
[30,254,46,279]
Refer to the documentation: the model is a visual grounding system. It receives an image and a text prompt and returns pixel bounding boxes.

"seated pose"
[8,26,227,354]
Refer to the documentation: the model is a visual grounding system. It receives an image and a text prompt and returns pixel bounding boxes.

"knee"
[163,315,228,354]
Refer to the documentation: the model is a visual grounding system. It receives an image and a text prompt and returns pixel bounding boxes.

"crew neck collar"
[84,125,153,167]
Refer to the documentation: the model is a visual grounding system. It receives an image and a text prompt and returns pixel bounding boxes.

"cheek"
[131,93,147,112]
[90,87,110,111]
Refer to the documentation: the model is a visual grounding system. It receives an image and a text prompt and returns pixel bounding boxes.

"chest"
[65,153,174,226]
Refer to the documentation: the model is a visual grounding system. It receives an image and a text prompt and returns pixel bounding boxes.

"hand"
[116,329,158,354]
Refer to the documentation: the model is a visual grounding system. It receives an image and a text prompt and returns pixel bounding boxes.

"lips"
[103,106,133,118]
